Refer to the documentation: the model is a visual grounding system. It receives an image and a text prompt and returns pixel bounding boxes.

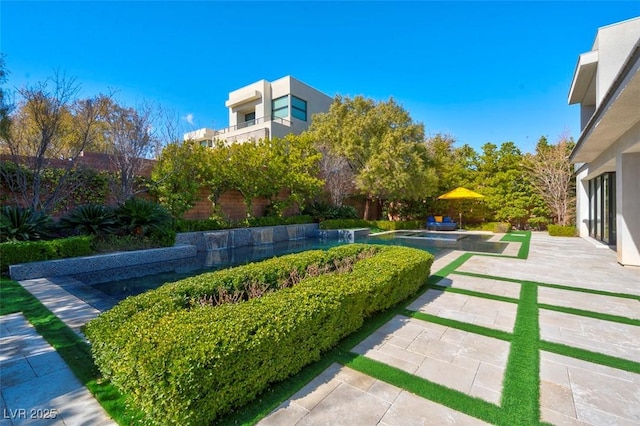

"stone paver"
[352,316,510,405]
[258,363,490,426]
[407,289,518,332]
[17,279,101,336]
[0,313,115,426]
[434,274,522,299]
[538,286,640,319]
[539,309,640,362]
[540,351,640,425]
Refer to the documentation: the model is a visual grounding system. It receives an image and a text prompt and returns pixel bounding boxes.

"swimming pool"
[79,231,506,303]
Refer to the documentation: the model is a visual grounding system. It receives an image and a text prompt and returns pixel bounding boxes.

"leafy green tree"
[308,95,436,219]
[474,141,541,226]
[152,140,209,219]
[226,139,272,218]
[277,133,323,215]
[200,140,233,220]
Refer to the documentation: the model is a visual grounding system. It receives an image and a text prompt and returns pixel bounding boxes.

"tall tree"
[104,101,159,203]
[316,142,354,207]
[0,56,12,143]
[308,95,436,219]
[151,139,209,219]
[525,135,575,226]
[475,142,534,224]
[0,71,110,213]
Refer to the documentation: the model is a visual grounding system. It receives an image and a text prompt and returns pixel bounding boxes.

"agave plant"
[59,204,118,236]
[0,205,53,242]
[116,198,173,238]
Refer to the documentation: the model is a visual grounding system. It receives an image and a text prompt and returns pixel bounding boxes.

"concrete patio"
[1,232,638,425]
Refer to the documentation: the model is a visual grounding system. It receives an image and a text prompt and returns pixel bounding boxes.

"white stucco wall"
[594,17,640,106]
[617,152,640,266]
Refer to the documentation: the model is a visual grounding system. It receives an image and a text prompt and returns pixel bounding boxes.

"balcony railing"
[213,115,292,135]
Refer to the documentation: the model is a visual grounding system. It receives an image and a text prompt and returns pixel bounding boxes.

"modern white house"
[568,17,640,267]
[184,76,333,145]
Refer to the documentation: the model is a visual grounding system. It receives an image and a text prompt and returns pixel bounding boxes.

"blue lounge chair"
[426,216,457,231]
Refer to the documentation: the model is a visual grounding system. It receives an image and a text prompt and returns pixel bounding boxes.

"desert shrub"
[86,244,433,425]
[0,206,53,242]
[0,236,93,273]
[59,204,118,236]
[548,224,577,237]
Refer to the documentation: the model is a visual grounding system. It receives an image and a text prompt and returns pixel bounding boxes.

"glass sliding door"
[588,172,616,244]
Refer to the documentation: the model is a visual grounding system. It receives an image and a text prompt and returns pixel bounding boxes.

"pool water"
[86,232,506,302]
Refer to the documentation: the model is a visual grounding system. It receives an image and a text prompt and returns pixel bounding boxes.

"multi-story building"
[568,17,640,266]
[184,76,333,145]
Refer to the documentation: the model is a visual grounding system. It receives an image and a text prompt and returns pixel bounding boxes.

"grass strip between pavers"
[453,270,640,301]
[403,309,513,342]
[0,278,144,425]
[500,231,531,259]
[338,352,503,425]
[500,280,540,424]
[429,283,520,305]
[539,340,640,374]
[539,303,640,326]
[537,282,640,301]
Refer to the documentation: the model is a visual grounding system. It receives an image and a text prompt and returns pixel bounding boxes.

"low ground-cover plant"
[59,204,119,236]
[548,224,577,237]
[0,206,54,242]
[0,236,93,273]
[86,244,433,425]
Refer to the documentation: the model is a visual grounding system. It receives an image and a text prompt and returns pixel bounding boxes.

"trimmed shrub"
[320,219,423,231]
[480,222,512,233]
[319,219,373,229]
[0,236,93,273]
[374,220,423,231]
[174,218,225,232]
[86,244,433,425]
[548,224,577,237]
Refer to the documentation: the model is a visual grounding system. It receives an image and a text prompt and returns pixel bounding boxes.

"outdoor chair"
[426,215,457,231]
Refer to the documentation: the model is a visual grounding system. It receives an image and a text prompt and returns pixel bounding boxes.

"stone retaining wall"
[9,245,197,281]
[175,223,320,252]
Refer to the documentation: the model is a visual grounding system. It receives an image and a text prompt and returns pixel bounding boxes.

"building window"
[272,96,288,119]
[588,172,616,244]
[291,96,307,121]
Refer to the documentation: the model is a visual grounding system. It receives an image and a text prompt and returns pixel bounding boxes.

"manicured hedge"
[174,215,314,232]
[480,222,512,233]
[320,219,423,231]
[86,244,433,425]
[0,236,93,273]
[374,220,423,230]
[548,224,577,237]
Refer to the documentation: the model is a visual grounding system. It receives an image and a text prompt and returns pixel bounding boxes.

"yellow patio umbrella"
[437,187,485,230]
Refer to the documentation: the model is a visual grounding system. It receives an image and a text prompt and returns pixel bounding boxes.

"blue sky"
[2,1,639,153]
